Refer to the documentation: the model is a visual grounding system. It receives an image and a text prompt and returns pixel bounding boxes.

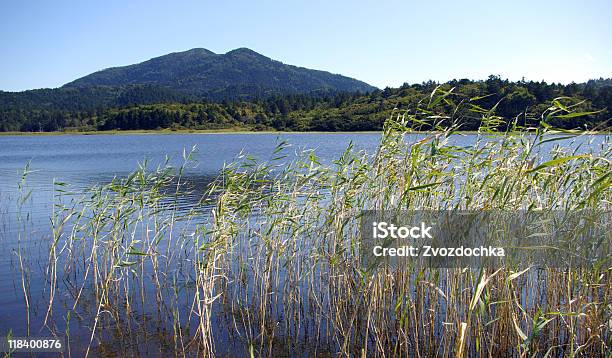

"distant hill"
[63,48,376,100]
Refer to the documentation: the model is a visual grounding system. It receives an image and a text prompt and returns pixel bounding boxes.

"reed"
[18,90,611,357]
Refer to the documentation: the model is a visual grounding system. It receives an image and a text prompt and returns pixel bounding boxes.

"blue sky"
[1,0,610,91]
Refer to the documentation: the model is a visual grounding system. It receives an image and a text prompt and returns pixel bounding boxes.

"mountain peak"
[224,47,269,59]
[183,48,216,56]
[226,47,257,54]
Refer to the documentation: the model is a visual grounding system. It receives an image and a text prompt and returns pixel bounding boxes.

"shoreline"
[0,129,609,136]
[0,128,383,136]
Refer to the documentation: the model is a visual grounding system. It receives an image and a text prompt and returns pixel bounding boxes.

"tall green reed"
[34,91,611,357]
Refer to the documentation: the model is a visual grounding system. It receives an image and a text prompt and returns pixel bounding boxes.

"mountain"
[63,48,376,100]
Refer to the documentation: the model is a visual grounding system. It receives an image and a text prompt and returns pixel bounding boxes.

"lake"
[2,132,607,214]
[1,133,386,356]
[0,132,609,356]
[0,133,384,237]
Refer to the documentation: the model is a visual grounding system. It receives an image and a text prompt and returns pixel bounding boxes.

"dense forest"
[1,76,610,132]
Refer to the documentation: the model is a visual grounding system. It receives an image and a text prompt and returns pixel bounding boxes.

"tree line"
[1,76,610,132]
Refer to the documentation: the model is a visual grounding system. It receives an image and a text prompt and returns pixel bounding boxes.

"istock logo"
[372,221,432,239]
[361,210,610,269]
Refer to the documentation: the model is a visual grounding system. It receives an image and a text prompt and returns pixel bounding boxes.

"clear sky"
[1,0,610,91]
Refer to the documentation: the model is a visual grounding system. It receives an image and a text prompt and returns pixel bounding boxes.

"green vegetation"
[64,48,375,98]
[18,94,610,356]
[1,76,610,132]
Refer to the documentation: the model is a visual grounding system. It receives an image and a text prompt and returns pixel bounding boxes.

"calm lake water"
[0,132,609,356]
[0,133,381,198]
[0,133,382,234]
[2,132,608,212]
